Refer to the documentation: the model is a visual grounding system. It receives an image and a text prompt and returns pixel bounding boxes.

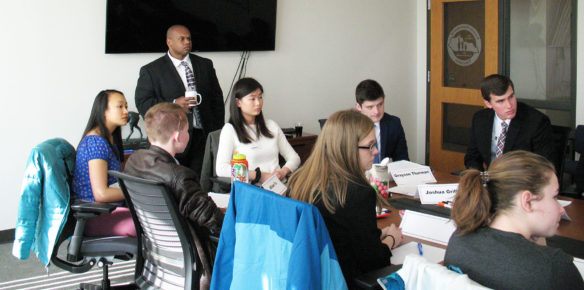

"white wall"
[0,0,419,231]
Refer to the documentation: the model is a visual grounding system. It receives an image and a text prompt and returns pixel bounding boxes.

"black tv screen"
[106,0,277,53]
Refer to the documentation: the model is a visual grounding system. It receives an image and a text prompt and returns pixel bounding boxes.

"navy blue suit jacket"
[379,113,409,161]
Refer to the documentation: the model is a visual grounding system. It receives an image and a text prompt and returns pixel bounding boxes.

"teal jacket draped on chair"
[12,138,75,267]
[211,182,348,289]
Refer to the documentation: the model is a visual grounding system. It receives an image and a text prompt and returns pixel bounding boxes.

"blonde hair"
[288,110,386,213]
[144,103,188,143]
[452,150,555,235]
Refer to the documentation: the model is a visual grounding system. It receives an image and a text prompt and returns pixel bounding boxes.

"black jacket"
[465,102,553,170]
[134,53,224,134]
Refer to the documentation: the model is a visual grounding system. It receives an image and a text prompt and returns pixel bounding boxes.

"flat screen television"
[106,0,277,53]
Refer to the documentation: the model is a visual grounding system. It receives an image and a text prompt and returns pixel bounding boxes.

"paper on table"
[209,192,230,208]
[574,257,584,277]
[385,160,427,182]
[559,199,573,221]
[399,210,456,246]
[390,242,446,264]
[387,185,418,197]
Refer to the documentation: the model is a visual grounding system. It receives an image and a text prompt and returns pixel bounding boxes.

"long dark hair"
[80,89,124,161]
[228,77,273,143]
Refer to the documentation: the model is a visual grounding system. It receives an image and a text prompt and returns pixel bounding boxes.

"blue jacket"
[12,138,75,266]
[211,182,347,290]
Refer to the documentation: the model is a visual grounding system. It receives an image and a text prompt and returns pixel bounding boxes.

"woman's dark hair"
[228,77,273,143]
[80,89,124,161]
[451,150,555,235]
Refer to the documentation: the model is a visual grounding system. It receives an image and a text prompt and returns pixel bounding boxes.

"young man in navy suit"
[464,74,553,170]
[355,79,409,163]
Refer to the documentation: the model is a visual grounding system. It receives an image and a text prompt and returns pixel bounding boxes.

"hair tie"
[480,171,489,187]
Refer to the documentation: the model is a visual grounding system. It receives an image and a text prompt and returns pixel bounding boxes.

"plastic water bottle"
[231,153,249,183]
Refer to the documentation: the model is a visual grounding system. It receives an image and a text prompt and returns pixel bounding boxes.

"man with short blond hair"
[124,102,223,288]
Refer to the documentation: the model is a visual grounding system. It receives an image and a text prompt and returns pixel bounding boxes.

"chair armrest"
[67,202,118,262]
[71,202,117,214]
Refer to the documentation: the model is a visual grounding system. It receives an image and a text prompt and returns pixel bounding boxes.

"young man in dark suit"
[355,79,409,162]
[135,25,224,176]
[465,74,553,170]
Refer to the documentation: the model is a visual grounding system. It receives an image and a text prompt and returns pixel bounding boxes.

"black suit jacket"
[379,113,409,161]
[464,102,553,170]
[135,53,224,134]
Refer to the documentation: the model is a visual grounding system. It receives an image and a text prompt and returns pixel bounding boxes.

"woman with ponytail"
[445,150,583,289]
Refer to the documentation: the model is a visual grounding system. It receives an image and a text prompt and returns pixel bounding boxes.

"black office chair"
[564,125,584,195]
[200,129,231,193]
[551,125,573,192]
[318,118,327,129]
[110,171,206,289]
[22,139,139,290]
[51,202,138,290]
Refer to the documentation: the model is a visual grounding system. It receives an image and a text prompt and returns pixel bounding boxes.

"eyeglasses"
[358,143,377,152]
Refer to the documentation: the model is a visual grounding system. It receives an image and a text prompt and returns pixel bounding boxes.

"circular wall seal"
[447,24,481,67]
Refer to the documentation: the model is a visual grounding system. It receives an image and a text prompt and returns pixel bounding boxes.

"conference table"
[377,170,584,248]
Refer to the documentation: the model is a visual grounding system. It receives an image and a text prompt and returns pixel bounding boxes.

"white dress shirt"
[167,51,193,91]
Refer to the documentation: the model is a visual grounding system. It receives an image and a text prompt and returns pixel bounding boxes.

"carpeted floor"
[0,242,134,289]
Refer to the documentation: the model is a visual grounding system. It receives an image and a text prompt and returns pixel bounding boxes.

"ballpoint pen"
[417,242,423,256]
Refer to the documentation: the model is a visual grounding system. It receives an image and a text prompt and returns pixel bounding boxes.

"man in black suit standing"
[465,74,553,170]
[355,79,409,163]
[135,25,224,176]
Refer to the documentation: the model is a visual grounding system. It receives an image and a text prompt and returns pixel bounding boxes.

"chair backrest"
[318,118,327,129]
[110,171,199,290]
[200,129,225,192]
[574,125,584,154]
[211,182,347,289]
[551,125,572,189]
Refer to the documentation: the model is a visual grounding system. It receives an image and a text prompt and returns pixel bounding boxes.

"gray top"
[444,227,583,290]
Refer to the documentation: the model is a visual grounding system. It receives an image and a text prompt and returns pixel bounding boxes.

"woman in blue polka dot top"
[72,90,136,237]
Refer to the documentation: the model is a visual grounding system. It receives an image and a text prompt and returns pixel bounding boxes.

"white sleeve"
[274,122,301,172]
[215,124,236,177]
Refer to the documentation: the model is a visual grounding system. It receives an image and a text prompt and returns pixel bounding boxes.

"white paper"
[418,183,458,204]
[390,242,446,264]
[388,185,419,197]
[559,199,573,221]
[399,210,456,245]
[574,257,584,278]
[387,160,427,172]
[209,192,230,208]
[391,166,437,186]
[261,174,288,195]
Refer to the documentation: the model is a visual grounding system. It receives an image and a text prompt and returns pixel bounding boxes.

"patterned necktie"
[374,123,380,163]
[181,61,202,129]
[496,122,508,158]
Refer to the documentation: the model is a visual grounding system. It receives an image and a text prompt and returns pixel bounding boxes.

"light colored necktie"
[496,122,508,158]
[181,61,202,129]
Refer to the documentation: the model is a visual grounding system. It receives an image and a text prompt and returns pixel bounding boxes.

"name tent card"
[391,166,436,186]
[418,183,458,205]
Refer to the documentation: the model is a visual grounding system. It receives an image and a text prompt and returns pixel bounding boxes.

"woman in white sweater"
[216,78,300,184]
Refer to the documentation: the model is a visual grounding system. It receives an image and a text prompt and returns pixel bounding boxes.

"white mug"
[185,90,202,106]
